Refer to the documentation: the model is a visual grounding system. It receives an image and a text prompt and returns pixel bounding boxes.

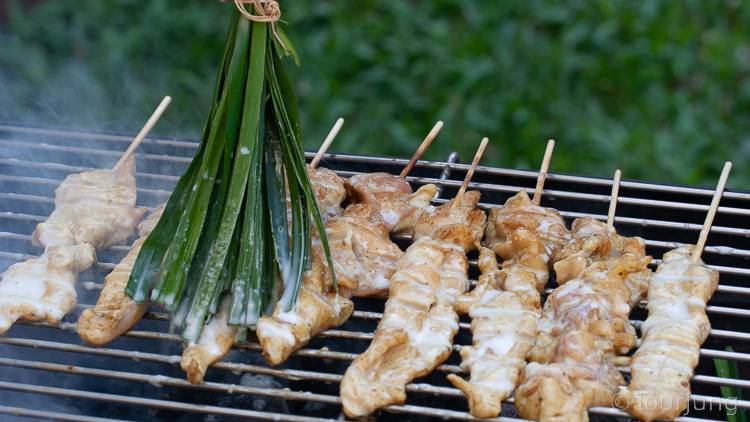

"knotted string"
[233,0,286,50]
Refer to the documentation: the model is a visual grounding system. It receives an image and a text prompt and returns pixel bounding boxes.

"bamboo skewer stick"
[606,169,622,229]
[399,120,444,179]
[309,117,345,169]
[532,139,555,205]
[692,161,732,262]
[453,137,489,208]
[113,96,172,171]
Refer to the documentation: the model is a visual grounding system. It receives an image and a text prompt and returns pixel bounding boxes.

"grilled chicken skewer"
[77,204,165,345]
[257,123,443,366]
[447,190,570,418]
[447,141,570,417]
[0,156,145,334]
[340,138,488,418]
[620,163,730,422]
[0,98,169,334]
[515,171,653,422]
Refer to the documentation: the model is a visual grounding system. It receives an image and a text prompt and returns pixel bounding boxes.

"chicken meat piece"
[554,217,649,291]
[32,156,146,250]
[346,172,412,208]
[340,191,485,418]
[308,165,347,222]
[319,205,404,297]
[517,345,626,422]
[0,243,96,334]
[447,233,546,417]
[256,258,354,365]
[412,190,487,253]
[77,204,165,345]
[515,251,652,421]
[619,247,718,422]
[181,294,237,384]
[346,172,438,234]
[484,190,570,264]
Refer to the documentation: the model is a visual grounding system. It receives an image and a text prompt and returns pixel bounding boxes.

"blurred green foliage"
[1,1,749,187]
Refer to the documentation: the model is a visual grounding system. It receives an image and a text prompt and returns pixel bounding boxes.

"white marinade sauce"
[256,316,296,346]
[189,297,235,357]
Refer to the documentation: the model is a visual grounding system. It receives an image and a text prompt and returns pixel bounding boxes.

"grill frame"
[0,124,748,421]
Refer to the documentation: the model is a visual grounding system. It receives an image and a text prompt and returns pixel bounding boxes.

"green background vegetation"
[1,1,749,188]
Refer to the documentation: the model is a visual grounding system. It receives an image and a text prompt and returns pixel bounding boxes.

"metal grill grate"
[0,124,748,421]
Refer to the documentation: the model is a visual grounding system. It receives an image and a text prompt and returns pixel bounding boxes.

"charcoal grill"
[0,123,748,422]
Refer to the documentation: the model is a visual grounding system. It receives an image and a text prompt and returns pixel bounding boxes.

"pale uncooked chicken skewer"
[0,97,170,334]
[77,204,166,345]
[514,170,653,422]
[340,138,488,418]
[620,162,730,422]
[447,140,570,418]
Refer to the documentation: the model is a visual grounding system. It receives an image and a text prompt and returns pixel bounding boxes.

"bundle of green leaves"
[125,8,334,343]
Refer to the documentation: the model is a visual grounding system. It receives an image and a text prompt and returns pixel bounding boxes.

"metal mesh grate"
[0,124,748,421]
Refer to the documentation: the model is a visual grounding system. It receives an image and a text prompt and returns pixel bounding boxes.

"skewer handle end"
[532,139,555,205]
[692,161,732,262]
[310,117,345,169]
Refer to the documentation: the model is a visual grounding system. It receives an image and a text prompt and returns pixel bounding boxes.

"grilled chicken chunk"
[340,191,485,418]
[306,165,347,223]
[320,205,405,297]
[32,156,146,249]
[181,295,237,384]
[446,191,569,418]
[515,218,652,422]
[77,204,165,345]
[0,243,96,334]
[346,173,437,234]
[620,247,718,422]
[484,190,570,261]
[256,258,354,365]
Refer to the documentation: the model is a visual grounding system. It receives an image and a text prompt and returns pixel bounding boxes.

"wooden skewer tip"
[310,117,345,169]
[692,161,732,262]
[606,169,622,229]
[399,120,445,179]
[532,139,556,205]
[113,95,172,171]
[453,137,489,208]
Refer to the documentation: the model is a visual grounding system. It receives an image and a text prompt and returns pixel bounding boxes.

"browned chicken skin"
[77,204,165,346]
[447,190,569,418]
[340,191,486,418]
[515,217,652,422]
[620,247,718,422]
